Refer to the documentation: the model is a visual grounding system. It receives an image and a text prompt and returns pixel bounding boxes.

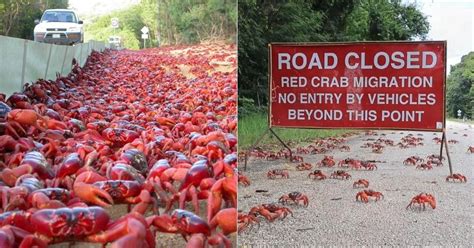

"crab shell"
[171,209,211,236]
[31,207,110,238]
[92,180,142,202]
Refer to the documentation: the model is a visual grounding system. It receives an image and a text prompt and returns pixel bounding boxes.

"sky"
[69,0,139,20]
[403,0,474,72]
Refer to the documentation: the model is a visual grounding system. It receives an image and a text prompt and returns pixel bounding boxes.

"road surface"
[239,120,473,247]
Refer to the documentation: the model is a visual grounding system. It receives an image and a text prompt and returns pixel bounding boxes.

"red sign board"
[269,41,446,131]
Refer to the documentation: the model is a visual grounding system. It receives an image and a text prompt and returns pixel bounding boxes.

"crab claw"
[207,176,237,223]
[73,182,113,207]
[186,233,206,248]
[209,208,237,235]
[156,117,175,127]
[208,233,232,248]
[56,153,83,178]
[75,171,107,184]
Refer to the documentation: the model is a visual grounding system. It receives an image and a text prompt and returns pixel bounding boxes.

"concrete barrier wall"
[0,35,108,97]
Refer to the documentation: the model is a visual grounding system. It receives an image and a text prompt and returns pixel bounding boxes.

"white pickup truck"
[33,9,84,45]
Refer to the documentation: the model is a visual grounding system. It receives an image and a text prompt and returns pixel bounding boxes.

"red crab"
[267,169,289,179]
[290,155,304,163]
[406,193,436,210]
[238,212,260,233]
[403,157,417,166]
[278,192,309,207]
[0,207,154,247]
[339,145,350,152]
[317,155,336,167]
[353,179,369,188]
[448,139,458,144]
[147,209,233,247]
[416,163,432,170]
[307,169,327,180]
[361,162,377,170]
[295,162,312,171]
[446,173,467,183]
[249,204,293,222]
[330,170,351,180]
[467,146,474,153]
[356,190,384,203]
[238,172,250,186]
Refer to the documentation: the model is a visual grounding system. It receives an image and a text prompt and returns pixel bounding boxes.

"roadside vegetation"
[0,0,68,39]
[86,0,236,49]
[238,0,430,148]
[446,52,474,119]
[238,111,348,149]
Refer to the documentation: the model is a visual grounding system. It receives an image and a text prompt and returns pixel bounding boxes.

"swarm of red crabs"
[0,44,237,247]
[239,128,468,233]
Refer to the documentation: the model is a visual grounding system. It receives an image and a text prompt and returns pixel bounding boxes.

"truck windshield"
[41,11,77,23]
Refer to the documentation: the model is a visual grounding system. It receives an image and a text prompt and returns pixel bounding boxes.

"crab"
[448,139,458,144]
[0,207,154,247]
[416,163,432,170]
[338,158,361,170]
[468,146,474,153]
[372,146,384,153]
[238,212,260,233]
[317,155,336,167]
[295,162,312,171]
[307,170,327,180]
[339,145,350,152]
[356,190,384,203]
[426,154,444,161]
[330,170,351,180]
[406,193,436,210]
[427,159,443,166]
[290,155,304,163]
[249,203,293,222]
[267,169,289,179]
[238,172,250,186]
[278,192,309,207]
[403,157,417,166]
[310,147,327,154]
[361,162,377,170]
[446,173,467,183]
[353,179,369,188]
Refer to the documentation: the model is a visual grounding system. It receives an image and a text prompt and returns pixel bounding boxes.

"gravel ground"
[238,120,473,247]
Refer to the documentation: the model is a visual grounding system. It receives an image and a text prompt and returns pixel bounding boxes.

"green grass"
[238,112,349,149]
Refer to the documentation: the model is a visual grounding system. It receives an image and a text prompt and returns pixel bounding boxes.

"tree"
[85,0,236,49]
[446,52,474,119]
[0,0,68,39]
[238,0,430,112]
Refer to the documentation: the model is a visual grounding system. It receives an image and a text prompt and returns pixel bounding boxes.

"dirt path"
[238,120,473,246]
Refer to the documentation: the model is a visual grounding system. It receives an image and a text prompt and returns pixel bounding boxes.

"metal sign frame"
[268,41,447,131]
[244,41,453,174]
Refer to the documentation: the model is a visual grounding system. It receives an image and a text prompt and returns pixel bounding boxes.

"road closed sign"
[269,41,446,131]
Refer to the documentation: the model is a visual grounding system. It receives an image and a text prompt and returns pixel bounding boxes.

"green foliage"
[238,111,347,149]
[346,0,429,41]
[239,0,430,108]
[85,0,236,49]
[85,4,143,50]
[446,52,474,119]
[0,0,68,39]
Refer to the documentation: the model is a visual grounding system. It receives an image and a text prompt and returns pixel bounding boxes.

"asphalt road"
[238,120,473,247]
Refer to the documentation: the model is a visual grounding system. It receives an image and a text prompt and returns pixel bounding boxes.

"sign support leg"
[441,130,453,176]
[243,128,269,171]
[268,128,292,159]
[243,128,292,171]
[439,131,444,160]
